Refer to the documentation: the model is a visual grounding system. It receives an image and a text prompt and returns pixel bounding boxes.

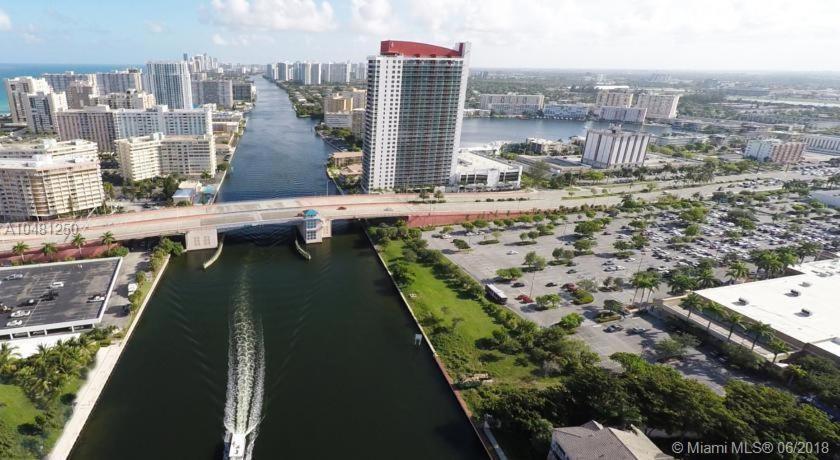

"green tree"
[573,238,594,254]
[535,293,561,310]
[71,233,87,258]
[679,292,705,320]
[12,242,28,264]
[725,261,750,283]
[746,322,774,350]
[41,242,58,261]
[452,239,470,251]
[101,231,116,250]
[496,267,523,281]
[523,251,547,271]
[723,311,745,341]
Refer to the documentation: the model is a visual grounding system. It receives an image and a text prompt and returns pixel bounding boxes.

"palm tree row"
[630,270,661,304]
[679,293,777,352]
[9,232,115,264]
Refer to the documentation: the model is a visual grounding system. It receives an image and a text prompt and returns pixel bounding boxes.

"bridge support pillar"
[185,228,219,251]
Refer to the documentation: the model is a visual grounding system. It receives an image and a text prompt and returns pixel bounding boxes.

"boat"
[223,432,247,460]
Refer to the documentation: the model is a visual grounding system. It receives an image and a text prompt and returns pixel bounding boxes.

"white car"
[6,320,22,327]
[10,310,31,318]
[50,281,64,288]
[507,250,519,255]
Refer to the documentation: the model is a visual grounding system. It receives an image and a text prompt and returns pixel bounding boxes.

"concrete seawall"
[49,255,172,460]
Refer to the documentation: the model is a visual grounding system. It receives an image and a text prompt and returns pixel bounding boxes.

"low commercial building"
[525,138,567,155]
[479,93,544,115]
[745,139,805,163]
[652,133,707,147]
[0,258,122,341]
[463,108,491,118]
[329,151,363,168]
[594,90,633,108]
[116,132,216,181]
[548,420,672,460]
[543,103,589,120]
[581,126,650,169]
[450,150,522,191]
[633,93,680,119]
[804,134,840,156]
[597,106,646,124]
[690,259,840,362]
[0,155,104,220]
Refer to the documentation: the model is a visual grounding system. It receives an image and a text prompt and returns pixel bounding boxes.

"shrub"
[477,239,500,245]
[572,290,594,305]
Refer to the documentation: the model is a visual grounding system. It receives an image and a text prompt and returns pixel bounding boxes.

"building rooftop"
[455,150,521,173]
[379,40,466,58]
[695,259,840,351]
[551,421,672,460]
[330,151,363,159]
[0,258,122,337]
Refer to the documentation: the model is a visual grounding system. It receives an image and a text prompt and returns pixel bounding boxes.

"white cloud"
[351,0,396,36]
[212,31,276,47]
[145,21,165,34]
[212,33,229,45]
[0,9,11,31]
[206,0,335,32]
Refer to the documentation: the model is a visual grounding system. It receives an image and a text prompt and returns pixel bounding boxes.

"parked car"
[6,320,23,327]
[520,295,533,303]
[512,282,525,288]
[545,282,557,287]
[50,281,64,288]
[627,327,647,335]
[4,273,23,281]
[567,269,577,274]
[10,310,31,318]
[506,250,519,255]
[604,324,624,333]
[562,283,577,291]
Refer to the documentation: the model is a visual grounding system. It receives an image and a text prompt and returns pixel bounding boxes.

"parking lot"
[0,258,122,337]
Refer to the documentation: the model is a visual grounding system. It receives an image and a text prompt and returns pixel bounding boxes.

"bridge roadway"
[0,169,803,252]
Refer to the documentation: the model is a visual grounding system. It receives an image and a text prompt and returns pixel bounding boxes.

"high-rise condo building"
[90,90,157,110]
[231,81,255,102]
[4,77,51,124]
[56,104,213,152]
[277,62,292,81]
[25,92,68,134]
[478,94,544,115]
[804,134,840,156]
[597,106,647,124]
[191,79,234,108]
[633,93,680,119]
[745,139,805,164]
[293,62,312,84]
[65,80,98,109]
[0,150,104,220]
[144,61,193,109]
[326,62,350,84]
[42,71,95,93]
[361,40,470,191]
[582,126,650,169]
[595,90,633,108]
[309,64,322,85]
[95,69,143,95]
[0,139,99,162]
[116,132,216,181]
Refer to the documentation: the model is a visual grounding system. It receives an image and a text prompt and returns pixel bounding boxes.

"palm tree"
[71,233,87,258]
[768,339,790,363]
[0,343,19,377]
[723,311,745,341]
[726,261,750,284]
[703,303,724,331]
[668,273,696,295]
[680,292,704,320]
[12,242,28,264]
[101,231,116,250]
[41,243,58,261]
[644,272,661,303]
[696,268,719,289]
[746,322,774,350]
[785,364,807,386]
[630,271,647,303]
[796,242,821,263]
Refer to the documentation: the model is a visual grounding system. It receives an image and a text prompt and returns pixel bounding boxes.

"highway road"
[0,169,806,252]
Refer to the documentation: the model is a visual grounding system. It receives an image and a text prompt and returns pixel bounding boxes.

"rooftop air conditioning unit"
[801,282,812,287]
[738,297,749,305]
[801,308,812,317]
[790,289,801,297]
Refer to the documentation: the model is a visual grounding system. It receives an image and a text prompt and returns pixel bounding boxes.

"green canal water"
[69,78,487,459]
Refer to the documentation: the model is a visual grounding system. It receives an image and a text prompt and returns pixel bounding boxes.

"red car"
[515,294,526,300]
[520,295,533,303]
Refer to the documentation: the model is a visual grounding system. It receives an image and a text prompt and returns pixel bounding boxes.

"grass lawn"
[0,383,39,428]
[381,240,556,391]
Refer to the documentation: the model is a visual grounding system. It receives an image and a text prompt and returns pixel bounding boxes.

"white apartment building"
[595,90,633,108]
[277,62,292,81]
[0,155,104,220]
[0,139,98,162]
[232,81,255,102]
[745,139,805,164]
[65,81,97,109]
[116,132,215,181]
[326,62,350,84]
[634,93,680,119]
[90,90,156,110]
[361,40,470,191]
[42,72,95,93]
[24,92,68,134]
[542,103,589,120]
[144,61,193,109]
[804,134,840,156]
[293,62,311,84]
[309,63,322,85]
[479,94,544,115]
[95,69,144,95]
[597,106,647,124]
[351,108,365,138]
[4,77,51,124]
[56,104,212,152]
[582,126,651,169]
[265,63,278,81]
[324,112,352,129]
[191,79,234,108]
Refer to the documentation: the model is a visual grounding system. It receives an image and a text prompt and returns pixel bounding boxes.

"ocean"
[0,63,136,114]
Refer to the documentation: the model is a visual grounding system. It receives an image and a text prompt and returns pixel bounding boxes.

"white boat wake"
[223,285,265,460]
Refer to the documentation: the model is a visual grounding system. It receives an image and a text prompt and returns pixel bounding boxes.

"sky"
[1,0,839,71]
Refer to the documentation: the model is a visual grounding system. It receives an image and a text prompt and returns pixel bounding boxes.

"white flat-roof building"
[116,132,215,181]
[95,69,143,95]
[804,134,840,156]
[594,90,633,108]
[479,93,544,115]
[634,93,680,119]
[543,103,589,120]
[0,139,98,162]
[694,258,840,361]
[90,90,156,110]
[745,139,805,164]
[597,106,646,124]
[582,126,650,169]
[451,150,522,191]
